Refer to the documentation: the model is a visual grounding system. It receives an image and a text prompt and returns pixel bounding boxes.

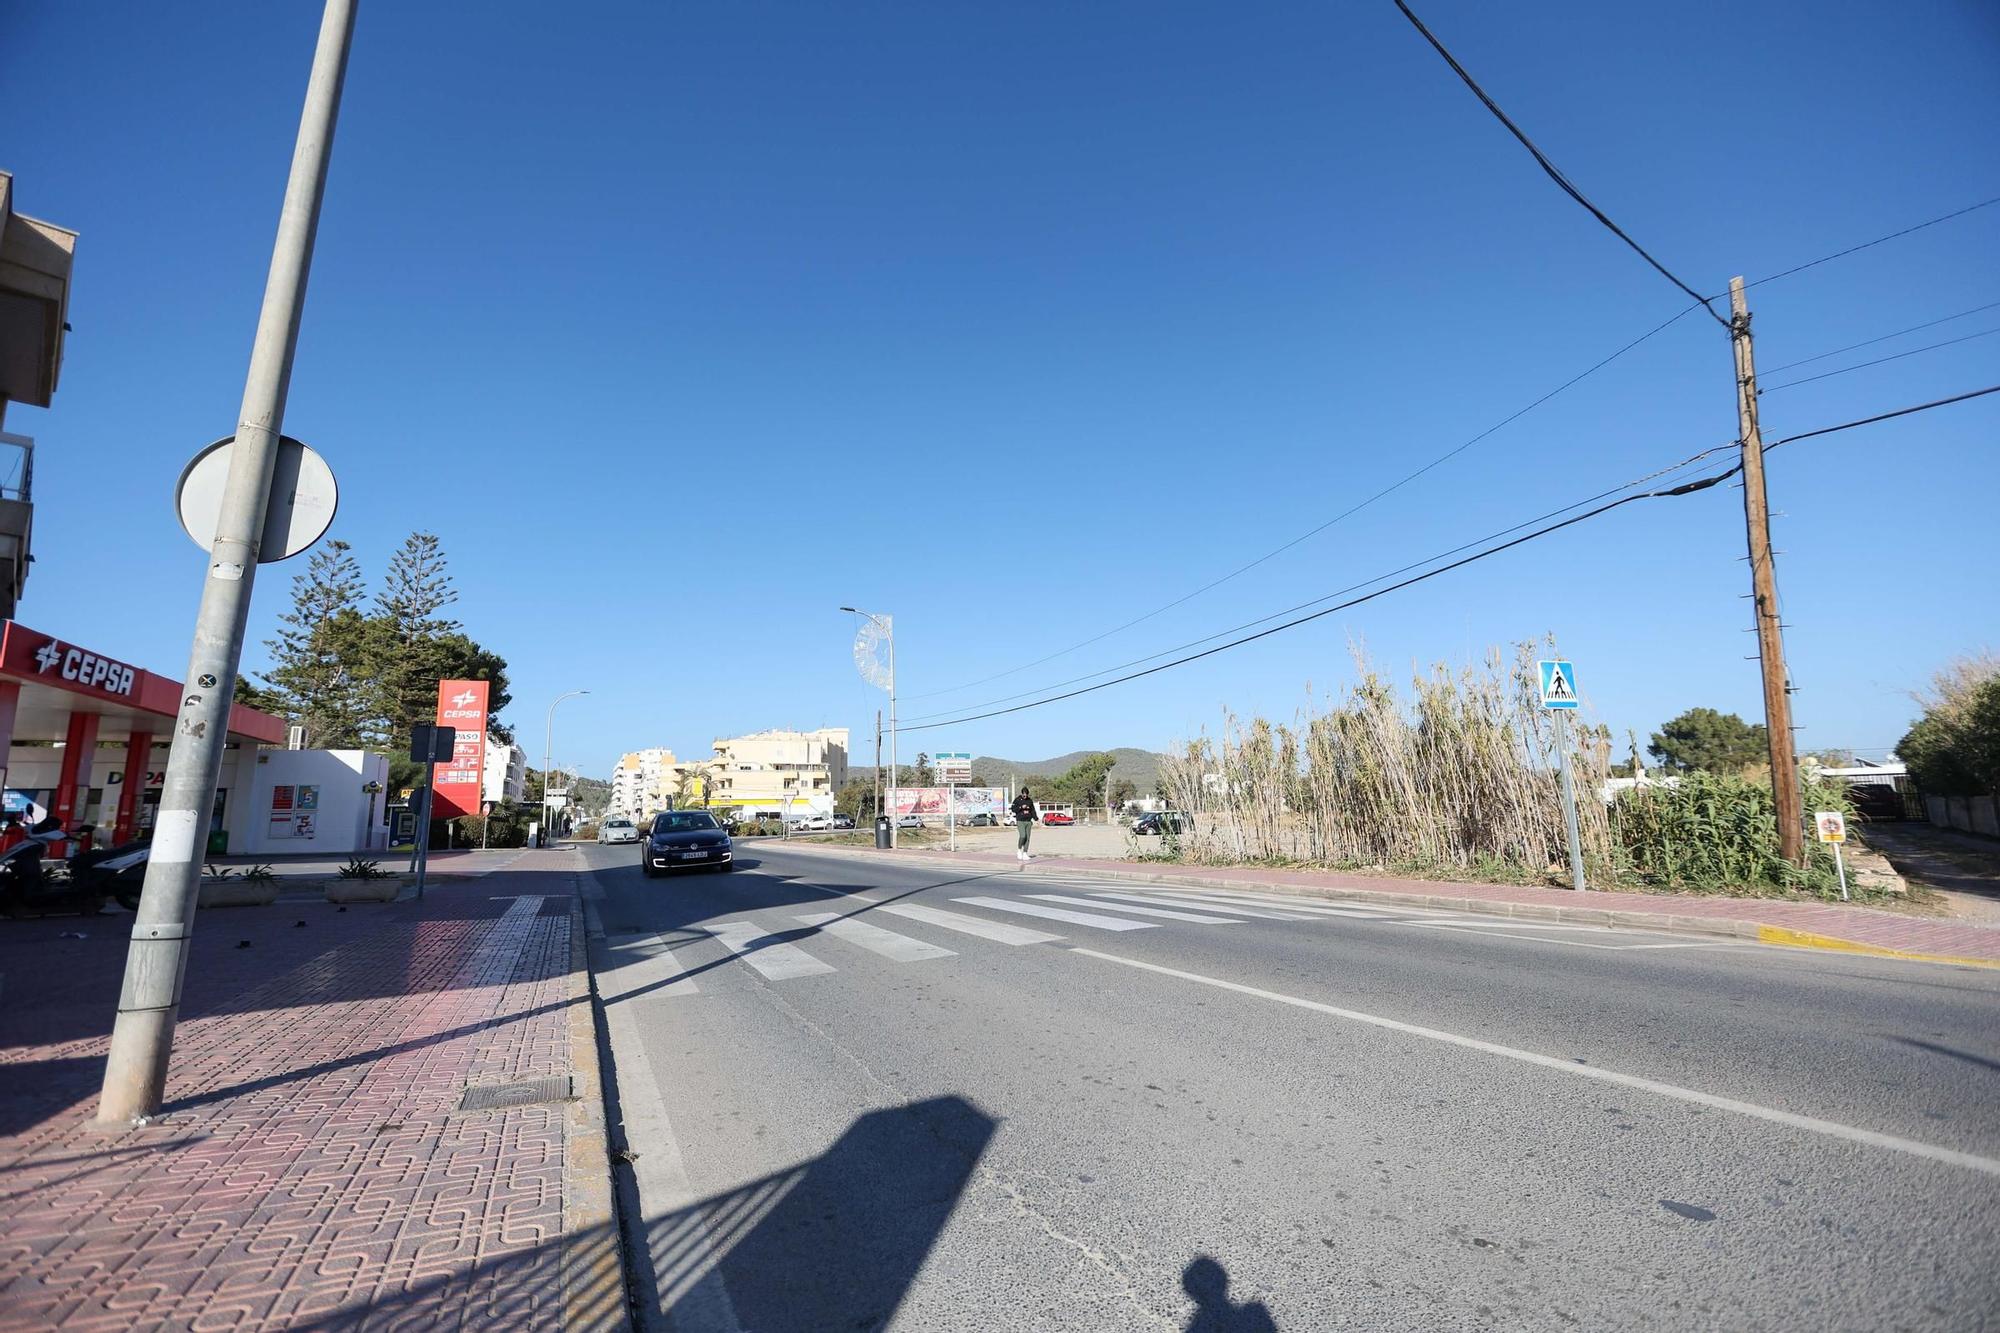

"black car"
[641,810,734,876]
[1132,811,1193,836]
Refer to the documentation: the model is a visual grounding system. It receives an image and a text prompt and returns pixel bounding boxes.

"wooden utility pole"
[1730,276,1804,863]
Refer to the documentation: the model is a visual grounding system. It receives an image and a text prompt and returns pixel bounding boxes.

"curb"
[562,893,633,1331]
[765,842,2000,969]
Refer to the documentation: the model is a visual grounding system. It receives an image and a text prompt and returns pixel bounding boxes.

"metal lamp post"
[543,690,588,846]
[841,607,896,848]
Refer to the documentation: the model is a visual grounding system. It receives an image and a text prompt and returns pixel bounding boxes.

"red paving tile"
[0,853,604,1331]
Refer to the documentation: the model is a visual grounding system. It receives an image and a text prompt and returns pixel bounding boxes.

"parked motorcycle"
[0,814,102,918]
[66,829,151,912]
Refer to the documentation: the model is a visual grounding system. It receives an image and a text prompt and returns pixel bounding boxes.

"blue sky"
[6,2,1997,777]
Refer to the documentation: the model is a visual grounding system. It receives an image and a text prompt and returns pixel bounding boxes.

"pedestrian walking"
[1011,786,1039,863]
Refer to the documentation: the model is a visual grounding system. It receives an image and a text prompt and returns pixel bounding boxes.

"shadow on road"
[1183,1255,1278,1332]
[646,1094,998,1331]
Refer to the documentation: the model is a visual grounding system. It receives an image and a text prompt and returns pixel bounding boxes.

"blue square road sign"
[1538,660,1578,709]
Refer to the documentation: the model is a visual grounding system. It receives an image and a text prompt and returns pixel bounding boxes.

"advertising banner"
[889,787,1006,819]
[432,680,490,820]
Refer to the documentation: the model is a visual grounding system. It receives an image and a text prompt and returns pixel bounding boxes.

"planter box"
[325,878,402,904]
[197,879,280,908]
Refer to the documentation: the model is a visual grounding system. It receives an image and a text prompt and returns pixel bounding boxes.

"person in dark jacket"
[1010,787,1039,863]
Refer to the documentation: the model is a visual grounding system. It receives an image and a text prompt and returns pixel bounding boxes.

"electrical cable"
[1763,382,2000,452]
[1758,299,2000,376]
[900,464,1742,735]
[1731,195,2000,295]
[903,384,2000,735]
[905,300,1704,704]
[1759,326,2000,394]
[898,442,1734,725]
[1387,0,1728,327]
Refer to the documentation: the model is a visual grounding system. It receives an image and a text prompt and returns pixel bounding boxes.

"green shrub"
[338,857,390,880]
[454,813,529,848]
[1612,772,1852,896]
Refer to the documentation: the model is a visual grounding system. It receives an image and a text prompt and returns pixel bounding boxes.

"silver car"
[597,818,640,845]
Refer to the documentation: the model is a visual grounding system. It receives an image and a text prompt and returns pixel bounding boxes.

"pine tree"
[375,531,461,645]
[263,539,371,747]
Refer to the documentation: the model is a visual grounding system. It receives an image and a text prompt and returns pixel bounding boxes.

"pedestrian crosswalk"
[599,878,1734,994]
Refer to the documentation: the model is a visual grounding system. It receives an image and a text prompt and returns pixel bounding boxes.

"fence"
[1924,794,2000,838]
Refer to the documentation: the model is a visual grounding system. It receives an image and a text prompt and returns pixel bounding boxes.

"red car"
[1041,812,1075,827]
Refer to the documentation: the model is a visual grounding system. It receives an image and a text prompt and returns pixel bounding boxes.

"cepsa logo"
[440,686,485,722]
[35,639,138,697]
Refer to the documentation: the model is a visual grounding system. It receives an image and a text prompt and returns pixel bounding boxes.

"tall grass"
[1157,643,1612,882]
[1154,641,1854,897]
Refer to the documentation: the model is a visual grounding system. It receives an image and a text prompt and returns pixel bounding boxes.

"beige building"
[609,747,680,820]
[707,728,849,818]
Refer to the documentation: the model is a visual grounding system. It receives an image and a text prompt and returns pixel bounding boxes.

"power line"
[906,300,1704,704]
[1759,299,2000,376]
[1764,382,2000,451]
[1760,326,2000,394]
[901,464,1740,735]
[900,443,1733,725]
[1388,0,1728,327]
[903,385,2000,735]
[1733,194,2000,294]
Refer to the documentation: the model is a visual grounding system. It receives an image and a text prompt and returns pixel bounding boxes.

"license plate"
[677,851,707,860]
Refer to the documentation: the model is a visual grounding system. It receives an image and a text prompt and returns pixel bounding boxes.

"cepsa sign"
[431,680,489,820]
[30,637,138,698]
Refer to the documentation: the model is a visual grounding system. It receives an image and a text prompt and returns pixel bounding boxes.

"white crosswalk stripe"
[708,921,837,980]
[794,912,958,962]
[954,896,1157,932]
[1026,894,1243,924]
[601,932,702,998]
[873,900,1063,946]
[1116,888,1399,919]
[1084,890,1322,921]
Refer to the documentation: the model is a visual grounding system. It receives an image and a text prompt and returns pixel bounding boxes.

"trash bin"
[874,815,893,849]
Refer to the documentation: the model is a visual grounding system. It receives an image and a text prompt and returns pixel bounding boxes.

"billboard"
[889,787,1006,819]
[432,680,489,820]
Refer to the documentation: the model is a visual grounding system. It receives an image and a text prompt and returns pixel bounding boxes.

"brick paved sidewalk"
[794,843,2000,965]
[0,849,624,1331]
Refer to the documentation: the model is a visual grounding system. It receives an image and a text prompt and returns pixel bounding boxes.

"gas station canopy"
[0,620,285,747]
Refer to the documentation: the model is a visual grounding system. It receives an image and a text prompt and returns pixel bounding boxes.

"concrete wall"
[1925,794,2000,838]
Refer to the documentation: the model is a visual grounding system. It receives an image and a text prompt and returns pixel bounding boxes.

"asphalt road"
[582,840,2000,1332]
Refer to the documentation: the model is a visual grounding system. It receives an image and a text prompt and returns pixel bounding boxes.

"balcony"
[0,432,30,618]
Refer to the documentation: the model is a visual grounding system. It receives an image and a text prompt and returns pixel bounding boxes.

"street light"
[840,606,896,848]
[544,689,589,846]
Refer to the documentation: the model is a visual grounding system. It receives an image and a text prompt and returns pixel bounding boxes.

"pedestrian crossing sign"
[1538,660,1578,709]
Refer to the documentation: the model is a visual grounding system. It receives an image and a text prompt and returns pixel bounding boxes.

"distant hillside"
[970,748,1163,792]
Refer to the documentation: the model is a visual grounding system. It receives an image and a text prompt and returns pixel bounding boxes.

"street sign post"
[1538,660,1587,892]
[1815,810,1850,901]
[408,724,456,900]
[937,753,971,850]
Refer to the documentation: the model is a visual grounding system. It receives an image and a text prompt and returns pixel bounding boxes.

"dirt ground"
[1859,821,2000,922]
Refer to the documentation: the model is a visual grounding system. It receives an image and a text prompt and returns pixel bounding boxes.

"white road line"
[1117,885,1466,917]
[1072,946,2000,1179]
[1121,888,1403,919]
[794,912,957,962]
[1028,894,1244,924]
[1407,919,1642,933]
[1085,891,1319,921]
[1411,924,1739,952]
[874,901,1063,946]
[600,932,703,1000]
[954,896,1159,932]
[708,921,837,981]
[600,977,746,1331]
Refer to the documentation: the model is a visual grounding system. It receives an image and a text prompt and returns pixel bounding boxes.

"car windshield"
[653,812,720,834]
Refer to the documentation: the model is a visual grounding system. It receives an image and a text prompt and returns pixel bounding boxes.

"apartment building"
[609,747,680,819]
[707,728,849,819]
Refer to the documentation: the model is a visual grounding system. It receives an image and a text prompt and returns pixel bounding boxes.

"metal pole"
[887,619,899,850]
[543,689,587,849]
[1555,710,1587,892]
[97,0,357,1124]
[413,774,433,901]
[1833,843,1849,902]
